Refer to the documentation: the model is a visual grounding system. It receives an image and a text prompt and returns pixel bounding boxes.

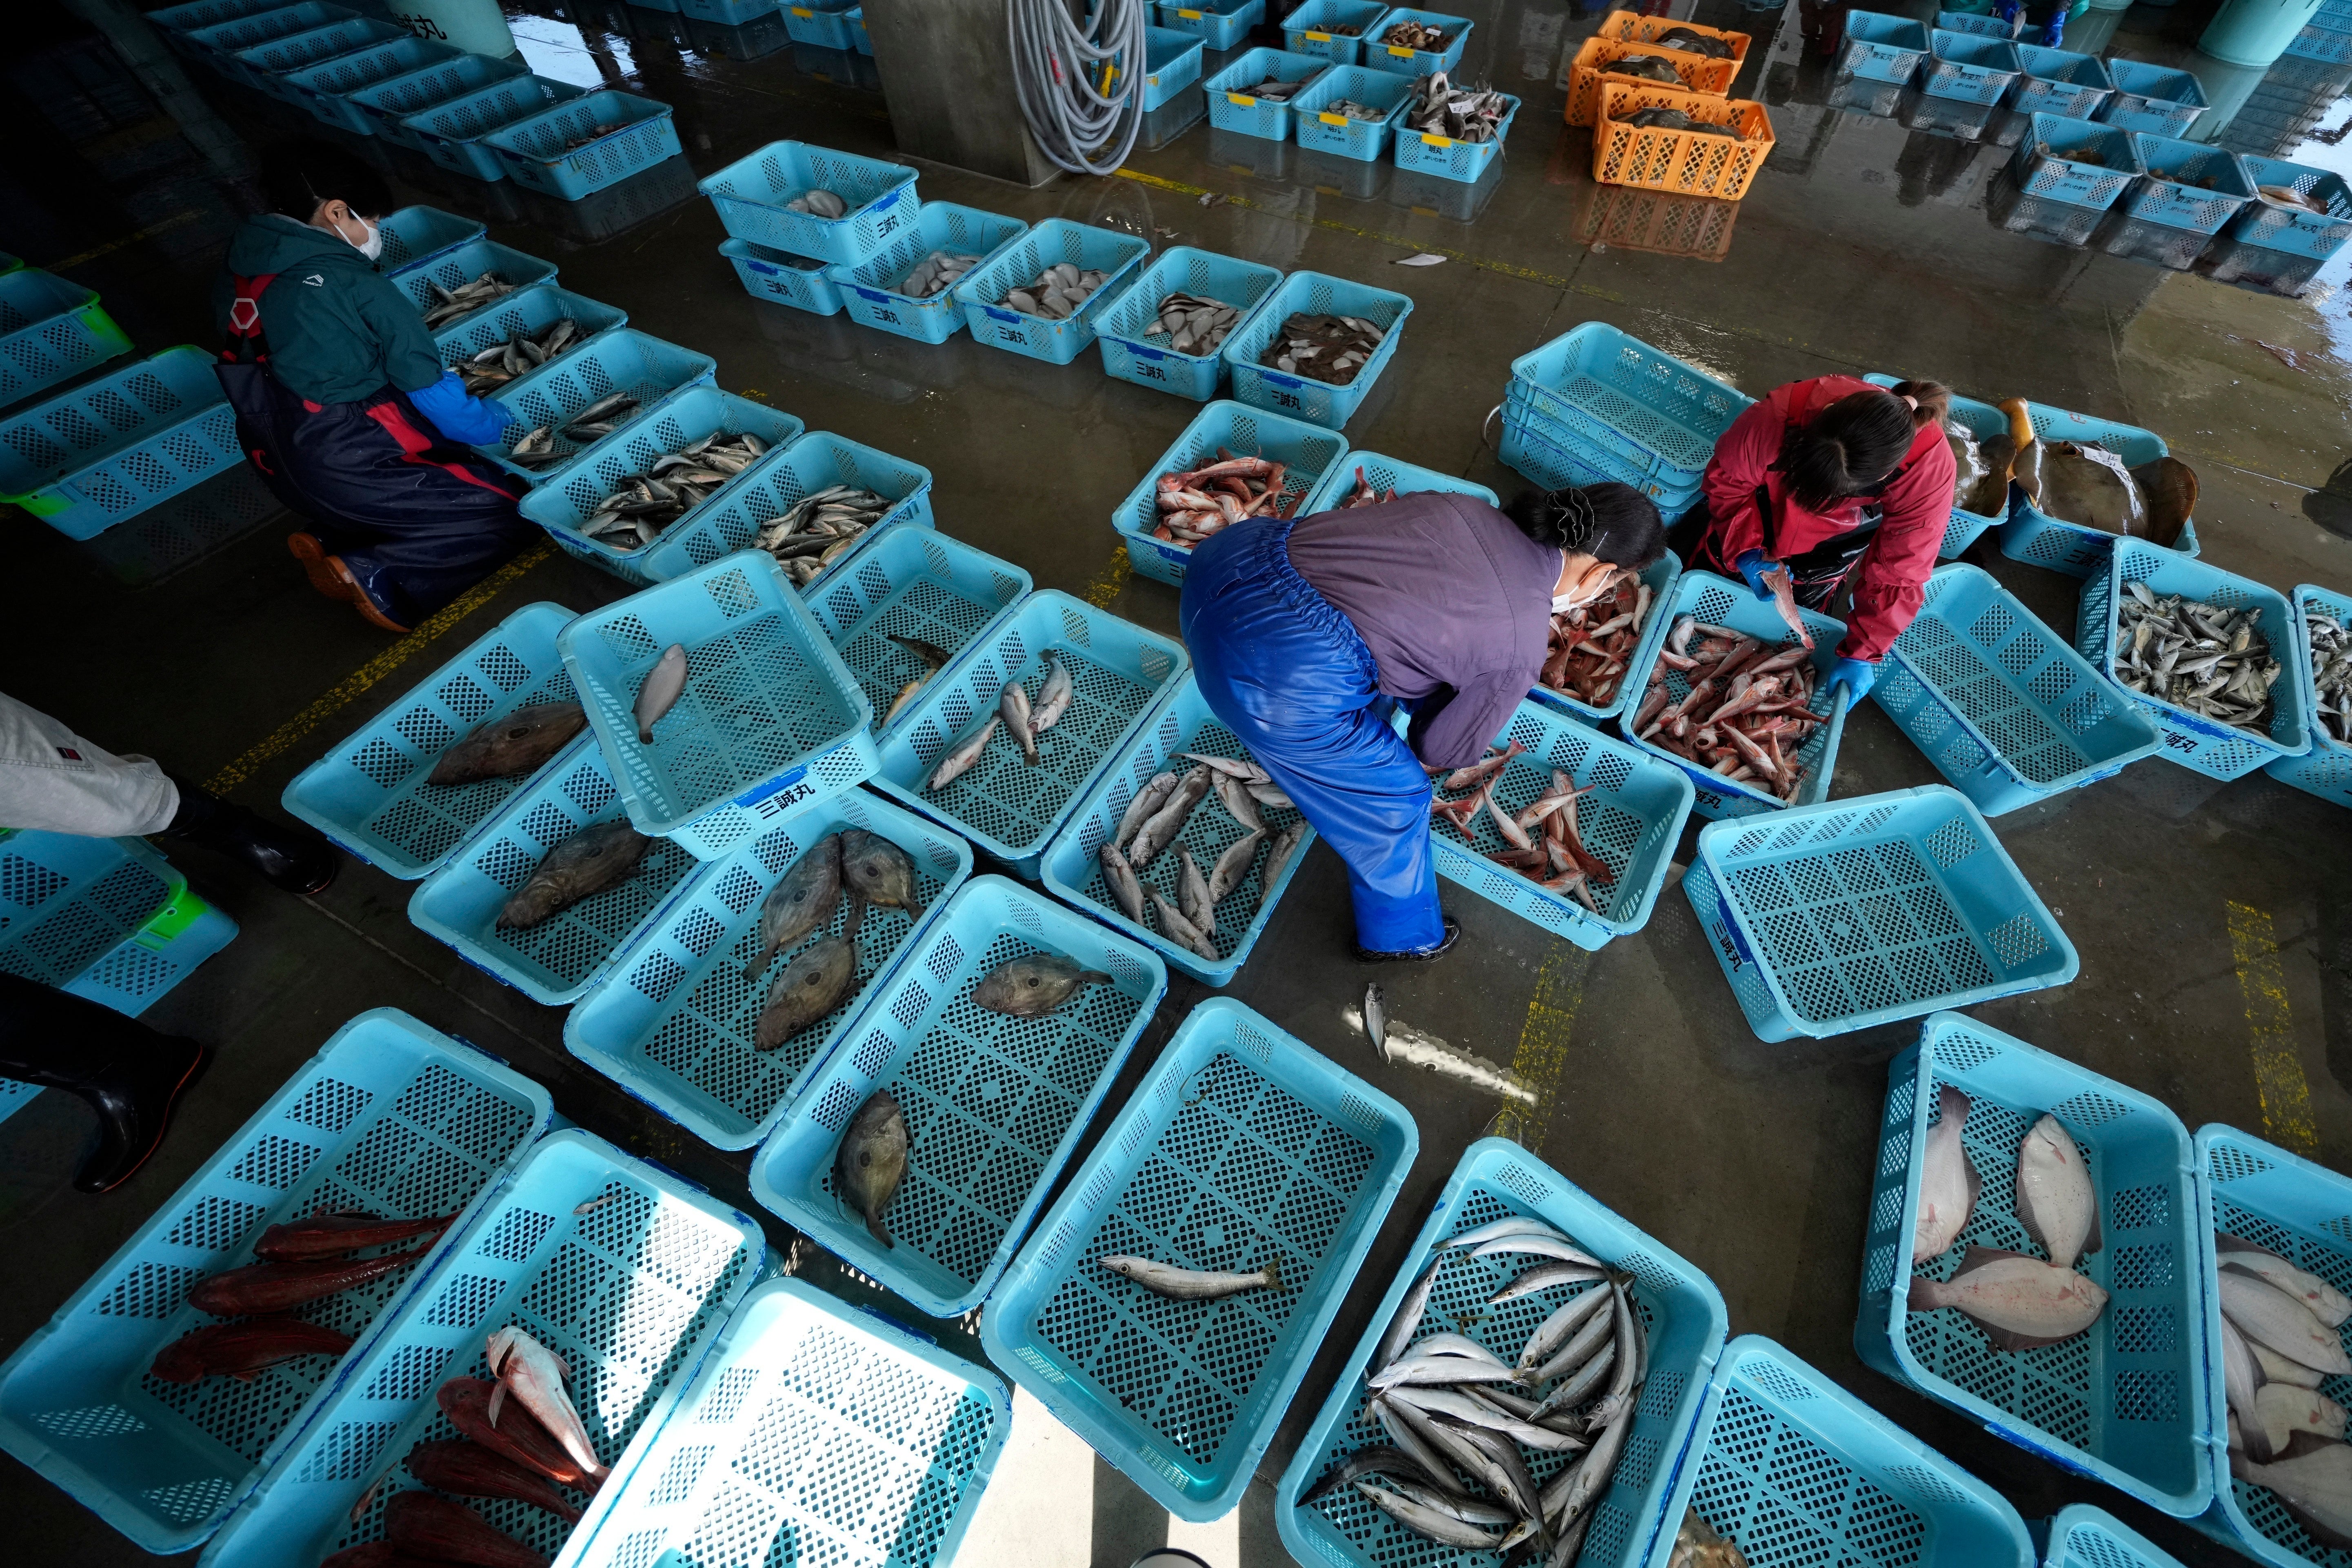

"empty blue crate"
[1155,0,1263,51]
[200,1128,765,1568]
[1937,8,2017,36]
[1396,92,1521,182]
[1688,786,2078,1042]
[0,1008,551,1555]
[1858,1014,2208,1516]
[720,238,844,315]
[1282,0,1389,62]
[953,218,1151,366]
[2039,1505,2187,1568]
[1652,1336,2035,1568]
[1840,11,1932,83]
[2105,135,2256,267]
[2265,583,2352,808]
[637,428,933,588]
[482,90,681,200]
[2098,59,2209,137]
[2075,537,2309,780]
[1132,26,1206,111]
[750,875,1164,1313]
[519,386,807,586]
[783,0,858,49]
[0,829,237,1017]
[1039,673,1318,984]
[1223,270,1411,428]
[873,591,1188,876]
[0,268,132,407]
[376,204,485,273]
[1288,65,1412,161]
[1498,410,1701,513]
[1361,7,1472,75]
[150,0,281,60]
[406,74,586,181]
[1923,30,2021,103]
[2010,44,2113,119]
[2010,112,2141,212]
[431,283,630,371]
[562,1278,1011,1568]
[237,16,406,102]
[801,525,1031,737]
[1095,246,1285,401]
[185,2,351,87]
[700,140,921,266]
[1865,373,2011,557]
[479,328,716,483]
[0,345,238,541]
[1205,47,1328,138]
[1998,400,2196,577]
[277,35,459,133]
[1279,1138,1726,1568]
[1512,322,1752,491]
[389,237,560,335]
[282,602,584,878]
[1112,398,1346,586]
[1877,563,2161,815]
[566,786,967,1149]
[2225,156,2352,260]
[829,202,1031,346]
[986,997,1416,1519]
[349,52,529,151]
[1528,547,1681,724]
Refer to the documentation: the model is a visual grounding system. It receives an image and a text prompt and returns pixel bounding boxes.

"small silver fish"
[1130,766,1210,869]
[1364,983,1388,1050]
[1001,681,1039,765]
[1097,1254,1285,1299]
[635,644,689,744]
[1208,828,1266,902]
[1149,888,1218,962]
[1116,771,1179,846]
[1099,841,1146,922]
[1214,771,1264,831]
[1030,654,1073,735]
[927,715,999,791]
[1178,847,1214,936]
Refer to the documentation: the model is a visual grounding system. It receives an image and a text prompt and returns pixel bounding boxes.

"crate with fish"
[1596,8,1752,70]
[200,1128,765,1568]
[1222,270,1412,429]
[0,1008,552,1554]
[1567,37,1736,128]
[2039,1504,2186,1568]
[1095,247,1285,402]
[1509,323,1751,493]
[407,74,586,182]
[184,2,350,87]
[276,35,461,133]
[0,267,131,408]
[2101,135,2258,269]
[800,525,1031,739]
[829,201,1032,346]
[1527,545,1681,724]
[1206,47,1330,139]
[375,204,485,274]
[1838,10,1932,83]
[389,237,561,336]
[0,828,237,1015]
[562,1276,1011,1568]
[2216,155,2352,264]
[698,140,920,267]
[1361,8,1472,76]
[1649,1335,2035,1568]
[479,329,716,484]
[1690,788,2076,1041]
[564,786,967,1150]
[2009,112,2142,215]
[2263,584,2352,808]
[1921,30,2021,104]
[1287,65,1414,161]
[1112,398,1348,586]
[1594,82,1776,200]
[1155,0,1263,51]
[1861,373,2013,558]
[782,0,857,49]
[557,551,879,855]
[951,218,1151,366]
[2075,537,2310,781]
[2008,44,2114,119]
[0,345,239,541]
[480,90,681,202]
[518,387,806,587]
[235,16,406,102]
[1857,1013,2208,1515]
[1496,408,1703,515]
[984,997,1415,1517]
[2097,60,2209,138]
[1277,1137,1729,1568]
[749,875,1163,1313]
[719,237,844,315]
[1394,86,1520,183]
[1283,0,1388,63]
[1876,564,2161,816]
[1997,400,2198,577]
[350,52,529,152]
[637,428,933,591]
[873,591,1188,876]
[433,284,631,400]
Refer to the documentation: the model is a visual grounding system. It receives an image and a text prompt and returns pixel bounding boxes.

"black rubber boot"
[0,975,208,1193]
[1354,917,1461,964]
[160,773,339,895]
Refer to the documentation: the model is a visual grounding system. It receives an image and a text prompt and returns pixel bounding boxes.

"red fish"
[254,1210,455,1262]
[406,1439,583,1523]
[150,1317,352,1384]
[187,1242,438,1317]
[384,1492,547,1568]
[438,1378,603,1491]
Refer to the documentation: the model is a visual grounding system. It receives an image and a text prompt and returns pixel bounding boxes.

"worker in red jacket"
[1670,376,1955,709]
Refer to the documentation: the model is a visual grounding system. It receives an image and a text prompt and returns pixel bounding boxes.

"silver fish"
[635,643,689,744]
[1582,1283,1644,1427]
[1097,1255,1284,1299]
[1530,1340,1615,1420]
[1357,1475,1513,1526]
[1129,766,1210,869]
[2221,1234,2352,1327]
[1148,888,1218,962]
[1178,847,1214,935]
[1544,1395,1631,1527]
[1375,1258,1441,1371]
[2222,1316,2268,1458]
[1208,827,1266,903]
[1352,1481,1503,1549]
[2232,1443,2352,1550]
[2221,1269,2352,1374]
[1372,1397,1463,1496]
[2113,583,2282,735]
[1915,1084,1978,1264]
[927,715,1000,790]
[1438,1420,1543,1527]
[745,834,842,980]
[1517,1282,1616,1375]
[1473,1233,1606,1268]
[1493,1262,1610,1303]
[2016,1113,2099,1271]
[1370,1354,1520,1391]
[2256,1336,2329,1389]
[1301,1446,1450,1507]
[2256,1383,2350,1456]
[1098,841,1146,923]
[1247,780,1293,811]
[1178,751,1268,781]
[1030,655,1073,734]
[1115,771,1179,846]
[1363,982,1388,1052]
[1909,1246,2110,1351]
[498,820,651,928]
[1001,681,1039,765]
[1258,822,1306,909]
[1214,771,1264,831]
[971,953,1111,1016]
[834,1089,907,1248]
[1444,1215,1570,1250]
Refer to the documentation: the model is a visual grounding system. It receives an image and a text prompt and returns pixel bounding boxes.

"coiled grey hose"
[1008,0,1149,175]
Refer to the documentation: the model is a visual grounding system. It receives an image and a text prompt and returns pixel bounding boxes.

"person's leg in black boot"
[0,974,207,1193]
[159,772,340,895]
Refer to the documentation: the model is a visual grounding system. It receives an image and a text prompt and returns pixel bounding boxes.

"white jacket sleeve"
[0,692,179,836]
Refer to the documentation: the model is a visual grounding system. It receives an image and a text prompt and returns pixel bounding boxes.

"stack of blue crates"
[702,140,920,317]
[1497,321,1751,520]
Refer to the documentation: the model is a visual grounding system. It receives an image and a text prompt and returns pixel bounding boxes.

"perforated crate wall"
[0,1010,551,1554]
[183,1,350,87]
[1279,1138,1728,1568]
[1499,410,1702,513]
[1853,1013,2208,1516]
[1111,398,1347,586]
[479,328,716,484]
[1839,10,1931,82]
[952,218,1153,367]
[1155,0,1265,51]
[0,828,180,989]
[278,36,461,134]
[0,345,240,541]
[985,997,1417,1520]
[234,16,405,99]
[1205,46,1330,138]
[388,238,560,336]
[1094,246,1286,403]
[2263,584,2352,808]
[698,140,921,266]
[2040,1503,2187,1568]
[1281,0,1388,62]
[407,74,586,181]
[480,90,682,201]
[201,1129,764,1568]
[800,524,1031,737]
[1509,321,1753,490]
[829,201,1031,346]
[0,268,131,407]
[349,52,529,151]
[635,428,933,588]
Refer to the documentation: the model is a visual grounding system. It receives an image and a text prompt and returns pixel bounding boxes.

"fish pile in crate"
[1403,72,1509,141]
[2305,601,2350,743]
[2112,581,2283,735]
[451,316,587,397]
[574,430,772,553]
[751,484,895,584]
[1543,565,1655,710]
[2214,1231,2352,1543]
[1630,612,1823,804]
[1428,742,1614,912]
[1095,753,1304,964]
[1148,451,1302,550]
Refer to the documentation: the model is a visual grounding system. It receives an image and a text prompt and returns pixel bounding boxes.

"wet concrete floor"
[4,0,2352,1561]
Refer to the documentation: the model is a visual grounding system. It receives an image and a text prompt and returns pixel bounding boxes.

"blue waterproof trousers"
[1178,515,1445,953]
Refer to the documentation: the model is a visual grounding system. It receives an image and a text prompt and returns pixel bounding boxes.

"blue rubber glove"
[407,371,518,446]
[1830,657,1879,710]
[1734,549,1777,601]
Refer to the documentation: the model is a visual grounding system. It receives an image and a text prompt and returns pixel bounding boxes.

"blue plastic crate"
[200,1128,765,1568]
[952,218,1152,366]
[348,50,528,150]
[2201,232,2336,295]
[1937,7,2017,36]
[2040,1505,2187,1567]
[2011,112,2142,207]
[782,0,857,48]
[2075,537,2310,780]
[563,1277,1011,1568]
[719,237,842,314]
[848,4,872,49]
[431,282,630,373]
[635,429,933,589]
[985,997,1416,1519]
[1110,398,1346,586]
[388,237,560,335]
[2264,583,2352,808]
[1094,247,1286,402]
[1690,788,2078,1041]
[1923,29,2021,103]
[184,1,351,84]
[478,328,715,483]
[2098,59,2209,137]
[0,345,238,541]
[0,267,132,409]
[236,15,404,99]
[406,73,586,181]
[1126,25,1206,110]
[150,0,281,53]
[748,874,1164,1312]
[1156,0,1264,51]
[564,786,968,1148]
[1282,0,1390,62]
[1876,564,2161,815]
[872,591,1188,876]
[2010,43,2113,118]
[375,204,485,274]
[0,1008,552,1554]
[1302,448,1494,514]
[1395,92,1521,182]
[1361,7,1472,75]
[1288,64,1413,161]
[519,386,808,586]
[1510,321,1753,490]
[1496,410,1703,514]
[1037,674,1317,984]
[2116,133,2255,236]
[0,828,237,1015]
[680,0,777,18]
[1655,1336,2034,1568]
[1997,400,2196,577]
[1222,269,1412,429]
[482,90,682,201]
[1840,10,1932,83]
[1528,547,1683,724]
[2228,155,2352,259]
[799,524,1031,737]
[1279,1137,1726,1568]
[699,140,921,266]
[828,202,1032,345]
[276,34,459,132]
[1858,1014,2208,1515]
[2287,20,2352,60]
[1204,46,1328,138]
[1862,373,2012,557]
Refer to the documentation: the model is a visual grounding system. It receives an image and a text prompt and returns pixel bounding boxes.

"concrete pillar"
[860,0,1061,187]
[2180,51,2274,142]
[2198,0,2323,67]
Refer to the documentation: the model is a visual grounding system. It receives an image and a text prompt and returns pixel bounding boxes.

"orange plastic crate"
[1566,35,1739,125]
[1593,81,1775,200]
[1595,8,1752,71]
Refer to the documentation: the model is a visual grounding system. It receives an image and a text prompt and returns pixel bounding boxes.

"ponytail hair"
[1781,382,1944,511]
[1503,483,1666,568]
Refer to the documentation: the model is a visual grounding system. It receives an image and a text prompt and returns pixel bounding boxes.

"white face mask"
[334,212,383,262]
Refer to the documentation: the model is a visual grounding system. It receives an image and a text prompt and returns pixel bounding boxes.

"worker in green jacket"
[215,139,537,633]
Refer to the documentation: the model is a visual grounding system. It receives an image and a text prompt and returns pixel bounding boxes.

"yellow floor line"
[1079,545,1133,609]
[2227,901,2318,1157]
[206,543,554,796]
[1492,944,1587,1151]
[45,210,198,272]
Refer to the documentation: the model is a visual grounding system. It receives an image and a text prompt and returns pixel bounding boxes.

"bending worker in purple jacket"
[1179,483,1667,961]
